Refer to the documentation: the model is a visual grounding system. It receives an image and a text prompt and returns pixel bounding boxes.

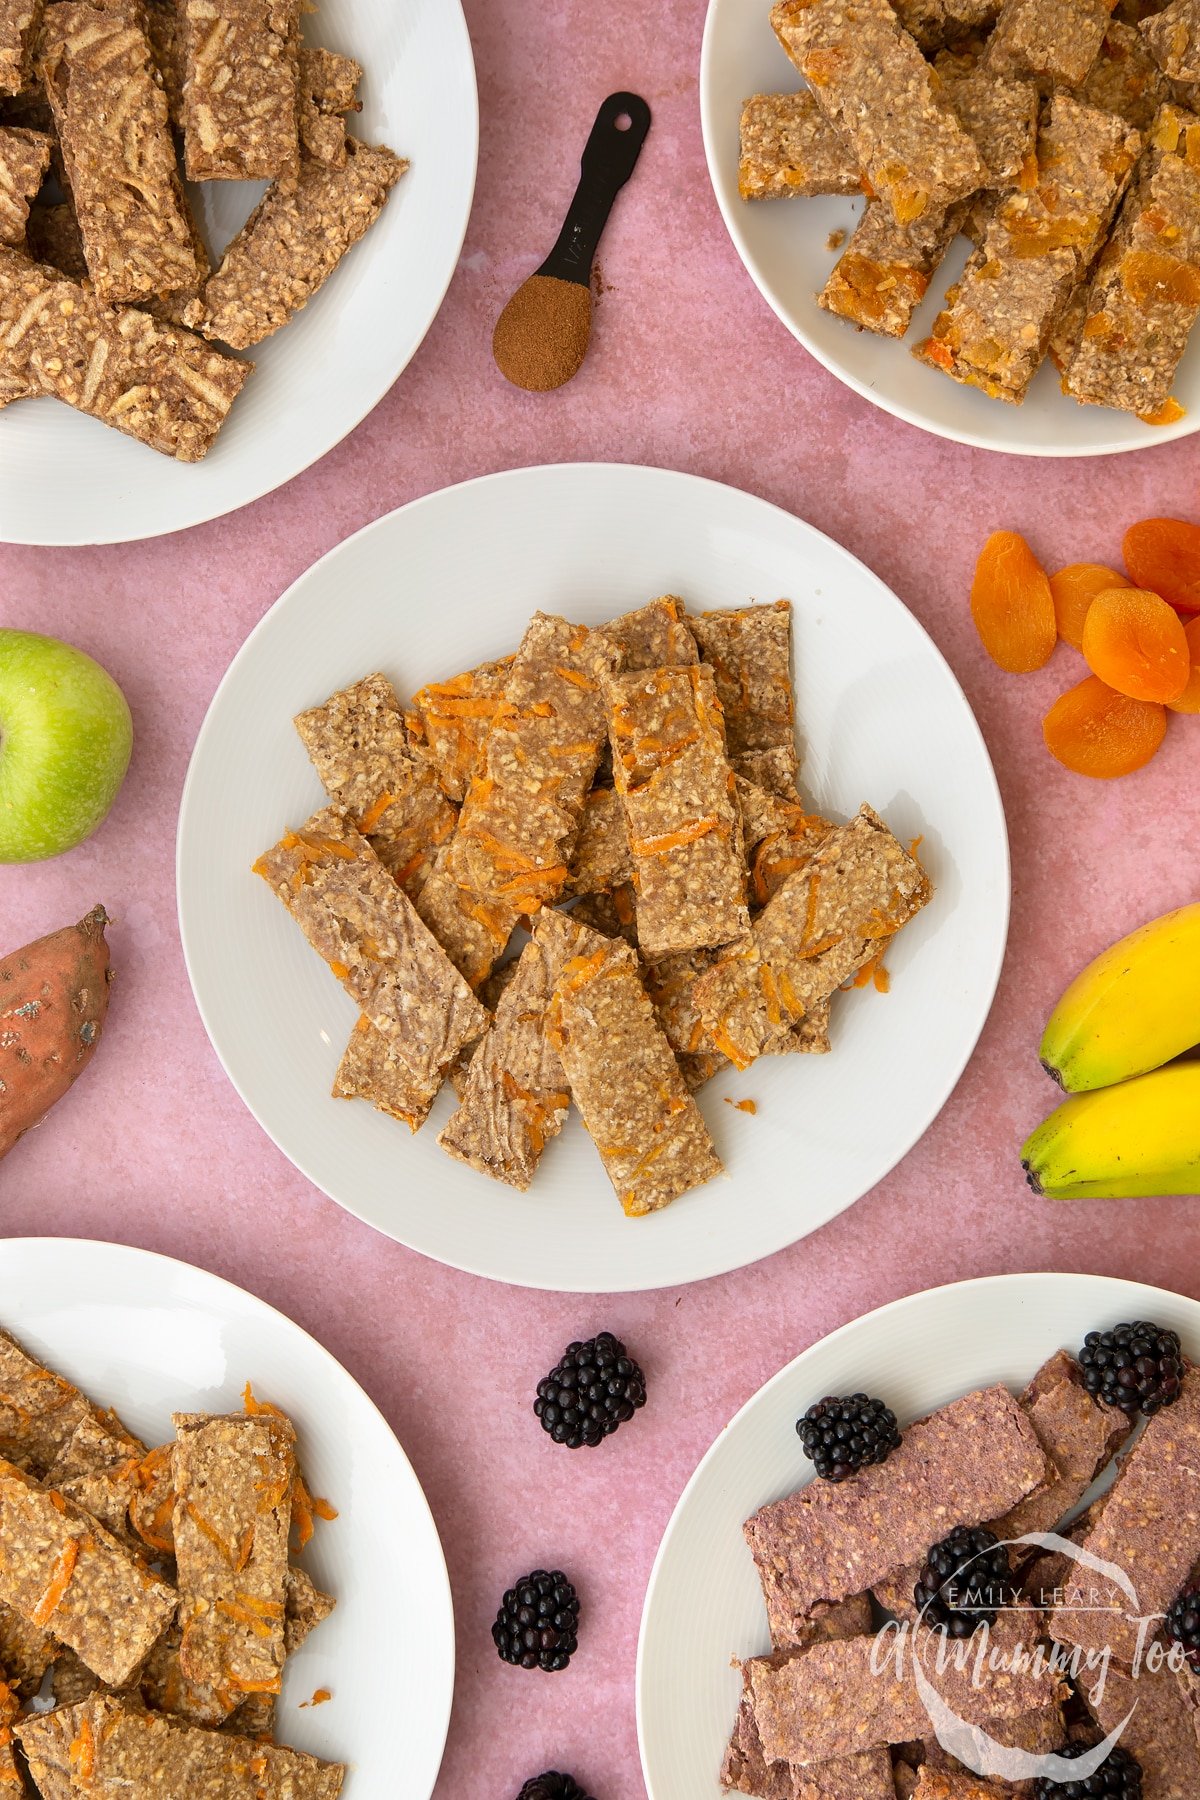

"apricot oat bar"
[438,911,575,1190]
[986,0,1120,85]
[0,0,42,93]
[1141,0,1200,78]
[738,91,861,202]
[1065,105,1200,416]
[255,805,487,1085]
[172,1410,294,1707]
[0,1456,176,1685]
[890,0,1000,45]
[17,1694,345,1799]
[180,0,300,185]
[744,1384,1049,1639]
[37,0,199,305]
[299,45,361,169]
[915,97,1141,403]
[1050,1361,1200,1664]
[405,655,514,804]
[0,123,47,247]
[550,919,722,1215]
[294,673,456,900]
[695,805,930,1069]
[192,139,407,350]
[769,0,986,227]
[820,200,966,338]
[1078,19,1167,129]
[608,664,750,959]
[0,246,250,457]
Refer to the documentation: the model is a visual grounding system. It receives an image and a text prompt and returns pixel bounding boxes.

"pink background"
[3,1,1200,1794]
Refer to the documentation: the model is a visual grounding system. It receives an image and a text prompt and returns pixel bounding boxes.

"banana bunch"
[1023,904,1200,1200]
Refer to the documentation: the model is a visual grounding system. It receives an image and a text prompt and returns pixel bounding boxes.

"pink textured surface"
[2,1,1200,1795]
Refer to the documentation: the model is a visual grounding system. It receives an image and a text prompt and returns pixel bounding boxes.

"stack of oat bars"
[0,0,405,459]
[254,596,933,1219]
[724,1344,1200,1798]
[0,1324,343,1798]
[741,0,1200,422]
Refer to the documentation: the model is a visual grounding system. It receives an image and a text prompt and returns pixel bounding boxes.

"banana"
[1039,902,1200,1092]
[1022,1063,1200,1199]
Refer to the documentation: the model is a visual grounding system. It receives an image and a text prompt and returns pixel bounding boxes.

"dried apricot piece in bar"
[1081,587,1191,702]
[1123,517,1200,612]
[1049,563,1130,650]
[971,531,1057,672]
[1169,615,1200,712]
[1043,674,1167,777]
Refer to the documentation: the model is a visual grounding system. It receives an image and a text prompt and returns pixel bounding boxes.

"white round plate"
[700,0,1197,456]
[637,1272,1200,1799]
[177,462,1009,1293]
[0,1238,453,1800]
[0,0,477,545]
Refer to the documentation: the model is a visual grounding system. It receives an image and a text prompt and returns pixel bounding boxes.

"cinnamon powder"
[493,274,593,391]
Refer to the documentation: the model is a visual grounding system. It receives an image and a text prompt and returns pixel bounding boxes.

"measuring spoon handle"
[537,91,652,286]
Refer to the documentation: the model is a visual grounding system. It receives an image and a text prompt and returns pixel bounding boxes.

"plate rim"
[176,459,1012,1293]
[634,1268,1200,1797]
[697,0,1197,460]
[0,1235,456,1799]
[0,0,479,548]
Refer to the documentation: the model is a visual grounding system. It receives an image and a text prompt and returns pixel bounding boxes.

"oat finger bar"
[0,123,47,247]
[45,1407,146,1545]
[37,0,198,304]
[915,97,1141,404]
[0,1457,176,1685]
[566,785,631,896]
[602,594,699,672]
[1079,19,1168,128]
[1049,1361,1200,1664]
[333,1014,443,1132]
[608,664,749,959]
[1141,0,1200,77]
[986,0,1119,85]
[254,805,487,1086]
[0,1327,93,1477]
[688,601,797,770]
[550,919,722,1215]
[770,0,985,226]
[820,200,965,338]
[180,0,300,184]
[0,245,250,459]
[299,45,361,169]
[1083,1667,1200,1795]
[739,90,861,201]
[172,1409,294,1708]
[18,1694,345,1800]
[405,655,514,804]
[438,911,576,1190]
[996,1349,1131,1541]
[695,805,930,1070]
[24,199,88,281]
[144,0,184,123]
[192,138,407,349]
[744,1384,1050,1639]
[890,0,1001,46]
[1065,105,1200,417]
[0,1604,54,1698]
[0,0,42,93]
[294,673,457,900]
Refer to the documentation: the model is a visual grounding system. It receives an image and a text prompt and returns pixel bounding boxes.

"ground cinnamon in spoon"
[493,274,593,391]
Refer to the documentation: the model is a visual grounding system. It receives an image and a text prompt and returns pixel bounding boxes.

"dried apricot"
[1043,675,1167,779]
[1123,518,1200,613]
[1048,563,1130,650]
[1080,587,1190,702]
[1169,616,1200,714]
[970,531,1057,672]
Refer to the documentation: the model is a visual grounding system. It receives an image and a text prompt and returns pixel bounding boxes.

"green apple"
[0,629,133,862]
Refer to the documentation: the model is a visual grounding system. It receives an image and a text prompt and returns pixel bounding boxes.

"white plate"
[637,1271,1200,1799]
[0,0,477,545]
[700,0,1198,457]
[0,1238,454,1800]
[177,461,1009,1293]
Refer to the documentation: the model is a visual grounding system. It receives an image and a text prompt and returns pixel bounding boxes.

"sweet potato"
[0,906,112,1161]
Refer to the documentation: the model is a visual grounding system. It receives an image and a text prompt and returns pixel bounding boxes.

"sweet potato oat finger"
[0,1326,93,1476]
[687,601,797,771]
[192,138,407,349]
[37,0,198,304]
[332,1014,443,1132]
[565,785,631,896]
[405,656,515,804]
[769,0,985,226]
[602,594,699,671]
[0,123,47,247]
[180,0,300,185]
[550,919,722,1216]
[0,245,250,459]
[254,805,487,1086]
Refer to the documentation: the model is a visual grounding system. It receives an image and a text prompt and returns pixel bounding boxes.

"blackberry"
[914,1525,1016,1637]
[1078,1321,1183,1416]
[1165,1581,1200,1673]
[493,1570,579,1672]
[534,1333,646,1449]
[516,1776,593,1800]
[1032,1743,1143,1797]
[795,1393,901,1482]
